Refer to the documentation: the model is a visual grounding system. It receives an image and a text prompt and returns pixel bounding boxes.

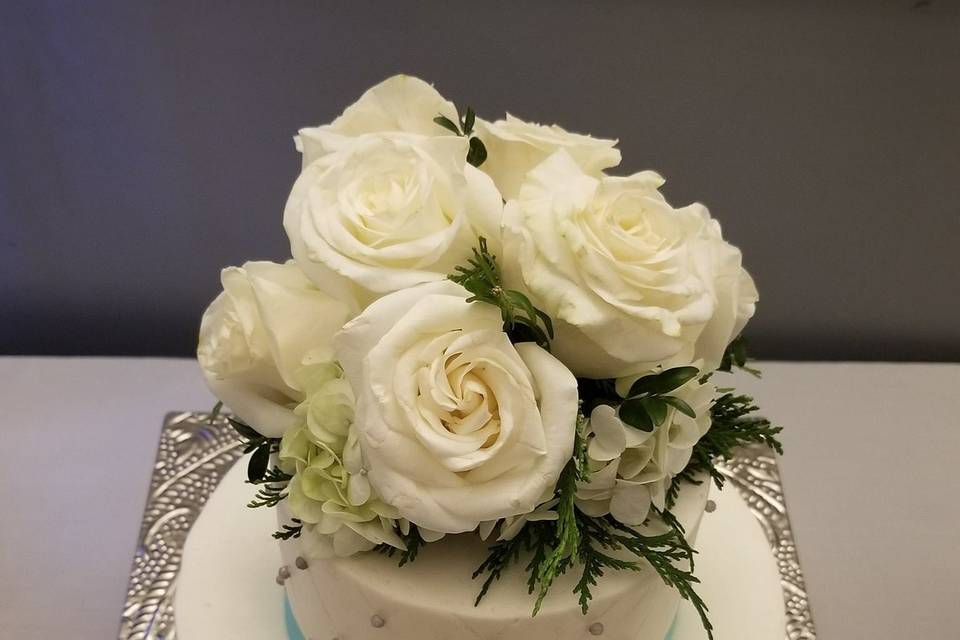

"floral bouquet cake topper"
[197,75,782,638]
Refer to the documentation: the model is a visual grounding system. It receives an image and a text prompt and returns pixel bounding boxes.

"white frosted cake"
[195,75,782,640]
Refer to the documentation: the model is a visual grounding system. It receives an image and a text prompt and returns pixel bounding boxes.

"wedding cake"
[197,75,781,640]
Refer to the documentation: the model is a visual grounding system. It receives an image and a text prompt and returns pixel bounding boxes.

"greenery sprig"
[473,510,713,638]
[717,334,761,377]
[449,237,554,349]
[530,413,588,613]
[274,519,303,541]
[469,413,713,635]
[229,417,283,483]
[434,105,488,167]
[376,525,426,567]
[208,400,224,425]
[665,392,783,509]
[604,516,712,638]
[247,466,293,509]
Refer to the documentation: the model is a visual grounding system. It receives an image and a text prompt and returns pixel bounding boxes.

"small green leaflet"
[433,105,488,167]
[627,366,699,397]
[467,137,487,167]
[619,397,656,431]
[433,115,461,135]
[208,400,223,425]
[462,106,476,135]
[228,416,281,484]
[247,444,271,483]
[661,395,696,418]
[617,366,700,432]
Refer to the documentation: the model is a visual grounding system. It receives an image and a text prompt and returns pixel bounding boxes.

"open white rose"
[476,114,621,200]
[284,133,503,310]
[576,374,715,524]
[295,74,459,167]
[503,150,757,378]
[197,261,352,437]
[334,280,579,533]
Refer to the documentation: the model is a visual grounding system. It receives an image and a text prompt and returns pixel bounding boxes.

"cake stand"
[118,412,815,640]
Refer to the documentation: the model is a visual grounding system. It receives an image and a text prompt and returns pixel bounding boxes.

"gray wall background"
[2,1,958,361]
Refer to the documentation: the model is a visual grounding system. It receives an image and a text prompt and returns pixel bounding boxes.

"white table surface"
[0,357,958,639]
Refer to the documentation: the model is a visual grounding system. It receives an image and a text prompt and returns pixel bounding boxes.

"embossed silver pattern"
[118,412,243,640]
[717,444,817,640]
[119,414,816,639]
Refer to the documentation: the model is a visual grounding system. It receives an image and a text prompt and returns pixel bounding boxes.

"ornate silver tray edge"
[118,413,816,640]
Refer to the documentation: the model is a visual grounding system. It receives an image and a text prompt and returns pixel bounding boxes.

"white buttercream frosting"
[279,477,710,640]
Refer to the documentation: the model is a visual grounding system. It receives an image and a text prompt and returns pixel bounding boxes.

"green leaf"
[467,137,487,167]
[619,398,654,432]
[247,443,270,483]
[450,238,552,349]
[504,289,536,319]
[661,395,697,418]
[434,114,461,135]
[208,400,223,425]
[463,106,476,135]
[229,417,261,441]
[717,335,760,376]
[732,338,747,367]
[534,308,555,339]
[639,397,669,426]
[628,366,700,397]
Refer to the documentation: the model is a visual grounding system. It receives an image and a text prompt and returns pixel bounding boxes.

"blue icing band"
[283,595,306,640]
[284,595,680,640]
[664,613,678,640]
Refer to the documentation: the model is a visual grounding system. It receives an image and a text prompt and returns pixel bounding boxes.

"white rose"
[502,150,757,378]
[295,74,459,167]
[576,374,715,524]
[476,114,621,200]
[197,261,351,437]
[284,133,503,310]
[334,280,579,533]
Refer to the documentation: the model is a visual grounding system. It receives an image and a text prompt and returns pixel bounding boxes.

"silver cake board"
[118,412,817,640]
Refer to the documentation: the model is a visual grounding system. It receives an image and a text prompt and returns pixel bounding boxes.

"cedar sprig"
[273,519,302,541]
[247,466,293,509]
[606,517,713,639]
[530,418,588,614]
[449,237,554,349]
[471,521,547,604]
[472,508,713,638]
[376,525,427,567]
[665,392,783,509]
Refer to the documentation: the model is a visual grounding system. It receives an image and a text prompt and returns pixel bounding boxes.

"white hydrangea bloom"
[279,361,404,558]
[575,369,715,525]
